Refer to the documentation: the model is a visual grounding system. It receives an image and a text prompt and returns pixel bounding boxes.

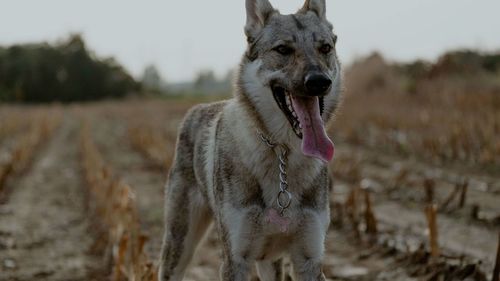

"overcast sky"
[1,0,499,82]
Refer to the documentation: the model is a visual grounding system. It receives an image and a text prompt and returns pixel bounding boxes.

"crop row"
[0,111,61,193]
[80,122,157,281]
[128,125,175,171]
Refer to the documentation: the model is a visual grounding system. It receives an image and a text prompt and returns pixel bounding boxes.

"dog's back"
[170,100,227,189]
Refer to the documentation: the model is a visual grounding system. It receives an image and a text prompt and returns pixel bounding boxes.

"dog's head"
[238,0,341,162]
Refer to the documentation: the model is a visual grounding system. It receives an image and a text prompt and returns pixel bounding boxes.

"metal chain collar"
[258,132,292,216]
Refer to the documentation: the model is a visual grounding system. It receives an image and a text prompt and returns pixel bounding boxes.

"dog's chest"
[255,150,326,206]
[220,150,328,233]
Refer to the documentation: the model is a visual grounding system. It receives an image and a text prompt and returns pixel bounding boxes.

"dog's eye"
[273,45,294,56]
[319,44,332,54]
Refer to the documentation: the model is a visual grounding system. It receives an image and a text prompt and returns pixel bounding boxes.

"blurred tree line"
[0,34,140,103]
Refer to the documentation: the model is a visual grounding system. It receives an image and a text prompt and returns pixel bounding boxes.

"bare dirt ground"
[330,143,499,280]
[0,117,104,281]
[0,100,498,281]
[333,143,500,268]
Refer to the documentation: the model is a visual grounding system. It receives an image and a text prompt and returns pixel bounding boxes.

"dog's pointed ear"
[300,0,326,19]
[245,0,276,41]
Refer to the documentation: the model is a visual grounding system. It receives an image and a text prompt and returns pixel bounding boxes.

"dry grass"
[0,108,61,193]
[80,121,157,281]
[124,100,193,170]
[332,53,500,172]
[128,126,176,170]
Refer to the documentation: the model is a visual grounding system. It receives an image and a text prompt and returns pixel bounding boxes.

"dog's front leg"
[218,204,264,281]
[289,209,329,281]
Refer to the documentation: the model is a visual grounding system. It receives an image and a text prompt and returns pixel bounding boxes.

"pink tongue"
[291,96,334,162]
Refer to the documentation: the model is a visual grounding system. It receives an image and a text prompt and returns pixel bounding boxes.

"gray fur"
[159,0,341,280]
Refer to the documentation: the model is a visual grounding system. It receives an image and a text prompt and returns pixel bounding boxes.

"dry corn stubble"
[0,110,61,195]
[80,122,157,281]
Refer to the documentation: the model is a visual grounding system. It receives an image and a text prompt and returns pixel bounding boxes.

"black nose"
[304,73,332,96]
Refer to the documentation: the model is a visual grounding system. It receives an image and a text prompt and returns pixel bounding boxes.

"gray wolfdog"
[159,0,341,280]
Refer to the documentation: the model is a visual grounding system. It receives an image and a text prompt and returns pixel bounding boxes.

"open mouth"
[271,85,324,139]
[271,85,334,162]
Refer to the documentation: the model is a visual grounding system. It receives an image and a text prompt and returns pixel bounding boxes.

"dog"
[159,0,341,280]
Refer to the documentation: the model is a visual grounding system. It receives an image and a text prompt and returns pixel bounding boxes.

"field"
[1,55,500,281]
